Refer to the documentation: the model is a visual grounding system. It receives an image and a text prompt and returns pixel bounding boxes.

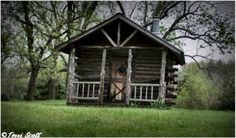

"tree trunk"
[48,78,56,99]
[26,66,39,101]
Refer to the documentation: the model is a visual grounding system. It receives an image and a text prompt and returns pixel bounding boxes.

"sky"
[182,1,235,63]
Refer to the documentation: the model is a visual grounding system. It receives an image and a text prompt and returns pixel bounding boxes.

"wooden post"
[158,50,167,103]
[66,48,75,104]
[126,49,132,105]
[117,22,121,47]
[98,49,107,104]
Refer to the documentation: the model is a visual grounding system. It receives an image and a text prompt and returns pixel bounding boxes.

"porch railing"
[130,83,160,102]
[71,81,100,100]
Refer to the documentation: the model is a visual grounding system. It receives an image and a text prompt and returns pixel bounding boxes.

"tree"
[1,1,234,101]
[108,1,234,60]
[1,1,100,100]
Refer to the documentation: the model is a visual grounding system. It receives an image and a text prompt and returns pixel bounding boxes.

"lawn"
[1,100,235,137]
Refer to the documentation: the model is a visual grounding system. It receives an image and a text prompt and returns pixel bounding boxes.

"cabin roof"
[55,13,185,65]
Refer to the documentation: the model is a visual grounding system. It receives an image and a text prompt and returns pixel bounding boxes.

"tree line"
[1,1,234,103]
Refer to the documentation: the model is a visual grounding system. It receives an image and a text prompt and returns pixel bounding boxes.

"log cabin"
[55,13,185,106]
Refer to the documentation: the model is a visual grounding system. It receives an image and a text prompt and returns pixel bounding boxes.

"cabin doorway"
[109,55,127,103]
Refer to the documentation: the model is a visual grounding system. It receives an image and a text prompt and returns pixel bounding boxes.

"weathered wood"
[92,84,95,98]
[76,83,79,98]
[98,49,107,104]
[66,48,75,104]
[131,83,160,87]
[120,30,137,47]
[134,86,137,99]
[126,49,132,105]
[158,50,167,102]
[72,81,100,84]
[167,84,177,91]
[82,83,85,97]
[134,75,160,79]
[151,86,153,99]
[130,98,156,102]
[87,84,90,97]
[101,29,117,47]
[117,22,121,47]
[139,86,142,100]
[166,67,178,72]
[71,97,99,100]
[145,86,148,99]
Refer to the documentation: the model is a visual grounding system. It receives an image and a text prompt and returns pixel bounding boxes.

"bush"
[176,61,235,110]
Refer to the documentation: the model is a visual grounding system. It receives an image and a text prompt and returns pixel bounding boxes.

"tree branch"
[117,1,126,16]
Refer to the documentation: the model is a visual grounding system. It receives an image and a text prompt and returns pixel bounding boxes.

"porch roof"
[55,13,185,65]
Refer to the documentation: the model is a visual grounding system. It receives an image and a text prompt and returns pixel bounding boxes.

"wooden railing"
[71,81,100,100]
[130,83,160,102]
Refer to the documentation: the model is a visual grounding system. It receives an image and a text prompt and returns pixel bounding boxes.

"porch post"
[66,48,75,104]
[126,49,132,105]
[98,49,107,104]
[158,50,167,103]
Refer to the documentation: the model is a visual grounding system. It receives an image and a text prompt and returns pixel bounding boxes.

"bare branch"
[117,1,126,16]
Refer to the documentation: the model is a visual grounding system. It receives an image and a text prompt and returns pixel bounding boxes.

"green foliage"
[150,98,168,109]
[176,61,235,110]
[1,100,234,137]
[130,101,140,107]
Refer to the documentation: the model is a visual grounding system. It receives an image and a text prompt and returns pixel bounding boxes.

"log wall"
[75,48,110,102]
[73,47,178,105]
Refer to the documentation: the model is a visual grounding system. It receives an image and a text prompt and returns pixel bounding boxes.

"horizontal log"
[166,67,178,72]
[77,58,102,62]
[135,67,160,71]
[166,92,177,98]
[135,71,160,76]
[166,84,177,91]
[134,75,159,79]
[136,61,162,64]
[135,64,162,68]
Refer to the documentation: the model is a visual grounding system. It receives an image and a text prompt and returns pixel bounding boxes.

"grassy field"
[1,100,235,137]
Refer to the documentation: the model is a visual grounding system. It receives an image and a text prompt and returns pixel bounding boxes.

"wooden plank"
[87,84,90,97]
[101,29,117,47]
[134,86,137,99]
[98,49,107,104]
[140,86,142,100]
[77,83,79,97]
[66,48,75,104]
[120,30,137,47]
[134,75,160,79]
[82,83,85,97]
[125,49,132,105]
[145,86,148,99]
[72,81,100,84]
[158,50,167,103]
[130,83,160,87]
[71,97,99,100]
[130,98,156,102]
[76,45,164,50]
[151,86,153,100]
[92,84,95,98]
[117,22,121,47]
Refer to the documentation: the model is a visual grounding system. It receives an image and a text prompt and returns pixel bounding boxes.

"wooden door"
[110,57,127,102]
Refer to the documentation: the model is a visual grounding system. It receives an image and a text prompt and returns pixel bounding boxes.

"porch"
[66,47,168,105]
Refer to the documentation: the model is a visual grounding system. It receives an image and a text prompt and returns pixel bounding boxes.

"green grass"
[1,100,235,137]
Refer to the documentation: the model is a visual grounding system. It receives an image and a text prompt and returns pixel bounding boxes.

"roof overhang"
[55,13,185,65]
